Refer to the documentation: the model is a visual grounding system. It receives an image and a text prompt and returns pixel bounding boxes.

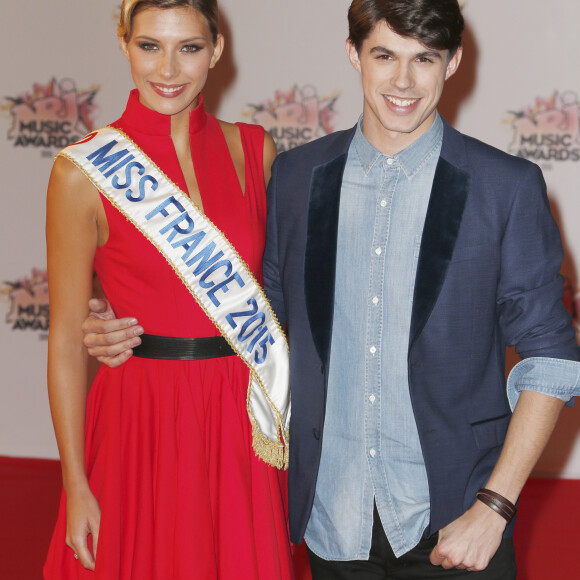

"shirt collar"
[353,112,443,179]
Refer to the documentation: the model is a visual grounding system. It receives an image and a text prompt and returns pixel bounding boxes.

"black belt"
[132,334,235,360]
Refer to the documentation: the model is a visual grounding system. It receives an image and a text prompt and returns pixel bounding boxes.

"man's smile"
[384,95,420,107]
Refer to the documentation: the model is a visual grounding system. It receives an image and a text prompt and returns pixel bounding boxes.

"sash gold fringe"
[251,421,289,470]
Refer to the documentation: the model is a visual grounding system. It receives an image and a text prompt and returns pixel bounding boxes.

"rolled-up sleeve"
[506,357,580,410]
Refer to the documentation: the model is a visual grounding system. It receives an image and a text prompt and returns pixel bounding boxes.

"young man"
[83,1,580,576]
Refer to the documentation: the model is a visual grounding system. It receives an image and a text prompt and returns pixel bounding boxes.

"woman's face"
[119,6,223,119]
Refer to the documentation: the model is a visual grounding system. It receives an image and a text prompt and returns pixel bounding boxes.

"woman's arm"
[46,157,105,570]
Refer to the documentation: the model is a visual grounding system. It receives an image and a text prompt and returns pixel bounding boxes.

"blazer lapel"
[304,153,349,368]
[409,156,471,348]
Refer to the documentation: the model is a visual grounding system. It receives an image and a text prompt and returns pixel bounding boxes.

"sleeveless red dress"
[44,91,294,579]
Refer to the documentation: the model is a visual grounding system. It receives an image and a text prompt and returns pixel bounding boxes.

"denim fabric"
[506,356,580,410]
[305,115,443,559]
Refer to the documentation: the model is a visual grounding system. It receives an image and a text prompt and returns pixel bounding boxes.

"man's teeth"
[386,96,418,107]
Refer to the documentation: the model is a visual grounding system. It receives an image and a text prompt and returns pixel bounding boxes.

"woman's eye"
[138,42,157,51]
[182,44,202,53]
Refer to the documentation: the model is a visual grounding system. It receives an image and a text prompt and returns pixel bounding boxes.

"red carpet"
[0,457,63,580]
[1,456,578,579]
[513,478,580,579]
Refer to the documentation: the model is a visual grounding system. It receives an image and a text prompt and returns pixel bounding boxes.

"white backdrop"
[1,0,579,477]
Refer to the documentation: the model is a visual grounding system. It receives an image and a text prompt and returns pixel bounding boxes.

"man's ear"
[346,39,362,73]
[445,45,462,81]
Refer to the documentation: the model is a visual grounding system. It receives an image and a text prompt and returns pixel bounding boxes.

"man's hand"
[430,500,506,571]
[82,299,143,368]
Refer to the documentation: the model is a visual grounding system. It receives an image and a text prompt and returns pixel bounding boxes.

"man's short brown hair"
[348,0,464,55]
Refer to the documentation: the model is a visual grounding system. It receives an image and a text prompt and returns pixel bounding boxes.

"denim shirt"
[305,115,444,559]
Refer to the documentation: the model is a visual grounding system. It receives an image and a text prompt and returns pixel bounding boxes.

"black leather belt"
[132,334,235,360]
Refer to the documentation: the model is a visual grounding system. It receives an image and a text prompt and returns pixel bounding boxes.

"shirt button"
[380,199,387,208]
[369,346,377,355]
[372,296,379,305]
[386,158,394,165]
[369,448,376,457]
[369,394,376,403]
[375,247,382,256]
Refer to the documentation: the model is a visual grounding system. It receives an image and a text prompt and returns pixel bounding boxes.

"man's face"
[347,21,462,155]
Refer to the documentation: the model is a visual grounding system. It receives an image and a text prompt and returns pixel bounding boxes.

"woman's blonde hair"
[118,0,219,42]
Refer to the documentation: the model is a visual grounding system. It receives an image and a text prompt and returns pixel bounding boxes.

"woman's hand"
[66,487,101,571]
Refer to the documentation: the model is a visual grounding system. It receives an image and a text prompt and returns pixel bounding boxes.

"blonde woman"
[44,1,293,577]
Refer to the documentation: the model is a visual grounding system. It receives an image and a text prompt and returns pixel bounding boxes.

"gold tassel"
[251,421,288,470]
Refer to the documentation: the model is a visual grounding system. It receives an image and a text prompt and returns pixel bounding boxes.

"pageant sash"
[59,127,290,468]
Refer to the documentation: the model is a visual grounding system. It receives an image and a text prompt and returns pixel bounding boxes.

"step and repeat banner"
[1,1,579,476]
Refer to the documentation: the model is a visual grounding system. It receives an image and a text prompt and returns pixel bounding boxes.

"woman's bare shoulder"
[48,156,101,219]
[50,156,94,188]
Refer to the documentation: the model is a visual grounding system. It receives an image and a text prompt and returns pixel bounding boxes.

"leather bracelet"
[476,488,517,523]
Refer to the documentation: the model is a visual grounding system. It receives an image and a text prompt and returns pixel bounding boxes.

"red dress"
[44,91,294,579]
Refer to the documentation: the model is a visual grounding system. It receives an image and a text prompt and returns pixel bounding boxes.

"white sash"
[60,127,290,468]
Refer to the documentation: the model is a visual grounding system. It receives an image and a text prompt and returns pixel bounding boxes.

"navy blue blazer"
[263,118,580,544]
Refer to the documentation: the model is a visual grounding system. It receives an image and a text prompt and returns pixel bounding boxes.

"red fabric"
[43,92,294,579]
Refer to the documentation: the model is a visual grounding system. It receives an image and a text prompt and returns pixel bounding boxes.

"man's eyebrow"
[369,46,395,56]
[416,50,443,60]
[369,46,443,60]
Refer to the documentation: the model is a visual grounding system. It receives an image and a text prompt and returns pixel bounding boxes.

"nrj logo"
[3,78,99,150]
[1,268,49,333]
[505,91,580,163]
[246,85,339,153]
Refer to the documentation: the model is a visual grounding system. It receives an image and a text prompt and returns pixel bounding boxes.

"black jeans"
[306,506,517,579]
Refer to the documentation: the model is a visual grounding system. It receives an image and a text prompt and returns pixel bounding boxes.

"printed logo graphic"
[3,79,99,150]
[1,269,49,333]
[505,91,580,164]
[246,85,339,152]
